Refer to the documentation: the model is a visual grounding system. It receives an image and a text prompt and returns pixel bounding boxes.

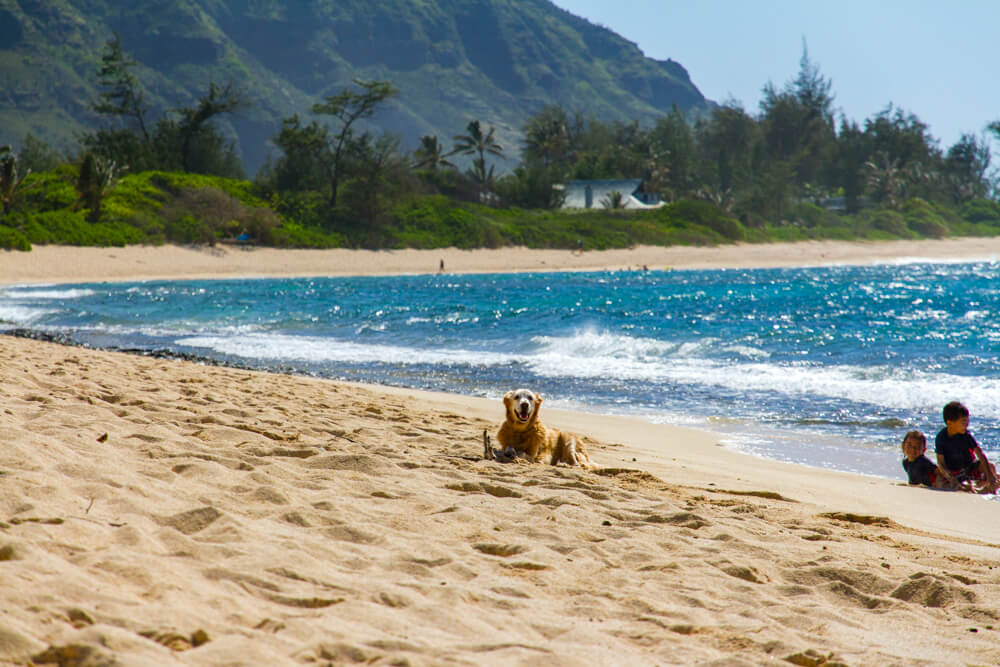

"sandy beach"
[4,237,1000,285]
[3,241,1000,665]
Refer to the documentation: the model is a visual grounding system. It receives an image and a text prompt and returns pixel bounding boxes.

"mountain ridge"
[0,0,710,172]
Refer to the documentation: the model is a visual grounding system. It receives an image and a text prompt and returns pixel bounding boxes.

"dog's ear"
[503,390,514,406]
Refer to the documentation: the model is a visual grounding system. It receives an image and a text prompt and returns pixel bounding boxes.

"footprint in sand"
[156,506,222,535]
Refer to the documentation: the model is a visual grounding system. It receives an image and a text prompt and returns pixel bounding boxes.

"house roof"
[559,179,661,209]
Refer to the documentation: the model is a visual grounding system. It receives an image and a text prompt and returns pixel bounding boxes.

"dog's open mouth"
[516,405,531,421]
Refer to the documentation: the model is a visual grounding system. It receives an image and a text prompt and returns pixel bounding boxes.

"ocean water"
[4,260,1000,484]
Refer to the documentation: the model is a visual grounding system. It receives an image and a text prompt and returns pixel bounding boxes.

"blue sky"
[549,0,998,154]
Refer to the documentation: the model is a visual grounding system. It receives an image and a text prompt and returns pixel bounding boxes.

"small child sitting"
[901,430,957,490]
[935,401,999,494]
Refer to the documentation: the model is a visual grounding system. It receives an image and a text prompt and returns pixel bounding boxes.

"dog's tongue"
[519,407,530,420]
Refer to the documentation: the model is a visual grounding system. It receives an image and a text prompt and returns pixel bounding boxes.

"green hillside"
[0,0,709,172]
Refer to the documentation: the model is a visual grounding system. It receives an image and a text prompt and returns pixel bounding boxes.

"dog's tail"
[566,435,595,470]
[482,429,494,461]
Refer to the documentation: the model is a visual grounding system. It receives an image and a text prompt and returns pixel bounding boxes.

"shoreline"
[0,327,904,485]
[3,237,1000,285]
[4,237,998,487]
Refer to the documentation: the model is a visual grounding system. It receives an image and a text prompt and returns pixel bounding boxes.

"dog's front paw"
[497,447,520,463]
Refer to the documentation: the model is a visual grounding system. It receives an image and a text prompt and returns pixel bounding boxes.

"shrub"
[0,225,31,250]
[103,173,169,220]
[241,207,282,245]
[164,214,214,244]
[269,190,331,228]
[793,202,841,228]
[269,221,344,248]
[16,209,144,246]
[662,199,745,241]
[18,167,78,211]
[390,195,505,249]
[160,186,284,244]
[959,199,1000,225]
[901,198,949,238]
[870,209,908,236]
[148,171,268,207]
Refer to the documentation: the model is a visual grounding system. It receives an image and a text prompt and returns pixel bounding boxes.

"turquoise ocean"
[4,260,1000,484]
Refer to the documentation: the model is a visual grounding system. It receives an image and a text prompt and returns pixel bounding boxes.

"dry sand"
[3,241,1000,665]
[4,237,1000,285]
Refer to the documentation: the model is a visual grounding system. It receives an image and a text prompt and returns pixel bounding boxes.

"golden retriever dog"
[483,388,594,469]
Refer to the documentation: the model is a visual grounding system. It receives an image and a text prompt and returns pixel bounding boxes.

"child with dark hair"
[934,401,999,493]
[901,430,954,489]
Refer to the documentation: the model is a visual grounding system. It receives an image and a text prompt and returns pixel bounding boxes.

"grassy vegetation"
[3,167,1000,253]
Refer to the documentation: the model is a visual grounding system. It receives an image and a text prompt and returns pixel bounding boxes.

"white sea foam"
[176,333,516,366]
[524,330,1000,421]
[0,304,56,326]
[172,327,1000,426]
[2,288,97,300]
[886,255,1000,267]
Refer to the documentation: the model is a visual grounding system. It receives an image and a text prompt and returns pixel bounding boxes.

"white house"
[557,179,664,210]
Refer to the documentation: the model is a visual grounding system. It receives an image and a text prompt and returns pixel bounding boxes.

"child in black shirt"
[902,430,954,489]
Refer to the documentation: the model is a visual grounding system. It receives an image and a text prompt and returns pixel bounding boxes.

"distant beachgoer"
[935,401,999,493]
[575,239,583,254]
[439,259,445,272]
[901,430,955,489]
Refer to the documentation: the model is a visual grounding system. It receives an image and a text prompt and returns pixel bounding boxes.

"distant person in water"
[901,430,956,489]
[935,401,999,493]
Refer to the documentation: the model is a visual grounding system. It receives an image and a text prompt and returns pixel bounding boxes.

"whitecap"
[3,288,97,300]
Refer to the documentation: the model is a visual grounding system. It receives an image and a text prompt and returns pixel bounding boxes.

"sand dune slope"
[2,336,1000,665]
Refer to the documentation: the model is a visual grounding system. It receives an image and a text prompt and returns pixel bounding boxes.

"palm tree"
[412,135,456,170]
[523,105,571,167]
[0,146,36,218]
[600,190,626,209]
[865,153,905,208]
[77,153,127,222]
[453,120,505,193]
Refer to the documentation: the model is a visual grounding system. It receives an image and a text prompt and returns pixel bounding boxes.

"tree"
[453,120,505,195]
[311,79,398,208]
[601,190,626,209]
[0,145,36,218]
[340,132,405,231]
[76,152,126,222]
[650,105,697,201]
[522,104,572,168]
[864,105,938,170]
[86,36,248,176]
[93,32,150,142]
[494,164,566,209]
[696,102,757,194]
[17,134,62,173]
[412,135,456,170]
[758,41,836,188]
[86,36,155,172]
[865,153,905,208]
[268,114,330,192]
[862,105,941,203]
[942,133,991,203]
[836,119,871,212]
[174,82,248,174]
[989,120,1000,143]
